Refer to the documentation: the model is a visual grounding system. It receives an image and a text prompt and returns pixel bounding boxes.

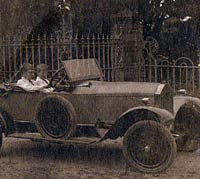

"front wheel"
[123,120,176,173]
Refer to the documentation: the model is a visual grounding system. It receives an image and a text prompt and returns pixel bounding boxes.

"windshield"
[62,58,103,83]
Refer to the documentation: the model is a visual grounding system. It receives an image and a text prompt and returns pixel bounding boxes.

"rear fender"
[101,106,174,141]
[174,96,200,137]
[174,96,200,116]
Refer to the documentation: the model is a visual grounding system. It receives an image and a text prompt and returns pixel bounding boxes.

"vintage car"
[0,58,197,173]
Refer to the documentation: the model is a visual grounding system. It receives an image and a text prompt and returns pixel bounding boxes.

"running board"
[7,133,99,145]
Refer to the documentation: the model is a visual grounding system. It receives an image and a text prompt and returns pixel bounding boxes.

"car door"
[0,90,48,122]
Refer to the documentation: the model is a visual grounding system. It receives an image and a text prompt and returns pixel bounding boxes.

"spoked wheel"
[36,96,77,139]
[123,120,176,173]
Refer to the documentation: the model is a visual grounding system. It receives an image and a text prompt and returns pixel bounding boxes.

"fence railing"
[137,58,199,95]
[0,33,123,82]
[137,37,200,96]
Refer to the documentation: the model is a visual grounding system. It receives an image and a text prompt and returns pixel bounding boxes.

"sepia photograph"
[1,0,200,178]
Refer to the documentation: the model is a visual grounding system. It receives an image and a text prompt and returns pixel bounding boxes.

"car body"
[0,58,193,173]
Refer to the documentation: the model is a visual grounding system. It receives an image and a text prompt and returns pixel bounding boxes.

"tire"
[123,120,177,173]
[174,103,200,151]
[35,96,77,139]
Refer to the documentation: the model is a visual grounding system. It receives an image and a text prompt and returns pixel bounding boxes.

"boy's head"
[37,64,48,79]
[22,63,35,80]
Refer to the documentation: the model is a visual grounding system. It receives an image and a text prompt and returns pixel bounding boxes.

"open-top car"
[0,58,185,173]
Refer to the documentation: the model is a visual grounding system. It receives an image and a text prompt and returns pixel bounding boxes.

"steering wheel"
[49,67,70,88]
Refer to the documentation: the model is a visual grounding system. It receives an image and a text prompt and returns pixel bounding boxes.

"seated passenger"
[17,63,44,91]
[35,64,54,92]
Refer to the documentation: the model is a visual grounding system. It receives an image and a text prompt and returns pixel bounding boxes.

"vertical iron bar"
[13,37,17,80]
[2,36,6,81]
[107,35,110,81]
[185,65,188,91]
[57,34,60,68]
[97,34,100,65]
[19,34,22,66]
[75,34,78,59]
[57,34,61,78]
[154,59,157,82]
[173,62,176,93]
[31,35,35,67]
[69,34,72,59]
[167,63,170,82]
[25,34,28,63]
[102,34,106,78]
[192,66,195,95]
[110,35,114,81]
[8,36,11,80]
[92,34,95,58]
[87,34,90,58]
[37,35,41,64]
[44,34,47,64]
[161,63,163,81]
[50,34,54,76]
[81,35,84,59]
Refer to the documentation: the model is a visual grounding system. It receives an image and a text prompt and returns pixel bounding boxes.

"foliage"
[1,0,200,60]
[0,0,54,37]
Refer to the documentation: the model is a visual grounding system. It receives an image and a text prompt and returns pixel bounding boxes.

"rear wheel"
[35,96,77,139]
[123,120,176,173]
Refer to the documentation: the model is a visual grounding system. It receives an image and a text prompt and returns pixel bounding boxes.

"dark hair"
[36,64,48,72]
[21,63,34,74]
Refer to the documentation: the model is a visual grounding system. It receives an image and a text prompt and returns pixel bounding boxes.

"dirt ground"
[0,137,200,179]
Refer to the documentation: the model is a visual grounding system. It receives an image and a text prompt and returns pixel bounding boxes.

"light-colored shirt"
[35,76,54,92]
[35,76,49,86]
[17,77,41,91]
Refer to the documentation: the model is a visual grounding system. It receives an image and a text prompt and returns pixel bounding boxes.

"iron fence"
[0,34,200,96]
[0,33,123,82]
[137,37,200,96]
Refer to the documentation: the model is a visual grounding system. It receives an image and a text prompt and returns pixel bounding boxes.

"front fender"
[119,106,174,126]
[174,96,200,116]
[101,106,174,141]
